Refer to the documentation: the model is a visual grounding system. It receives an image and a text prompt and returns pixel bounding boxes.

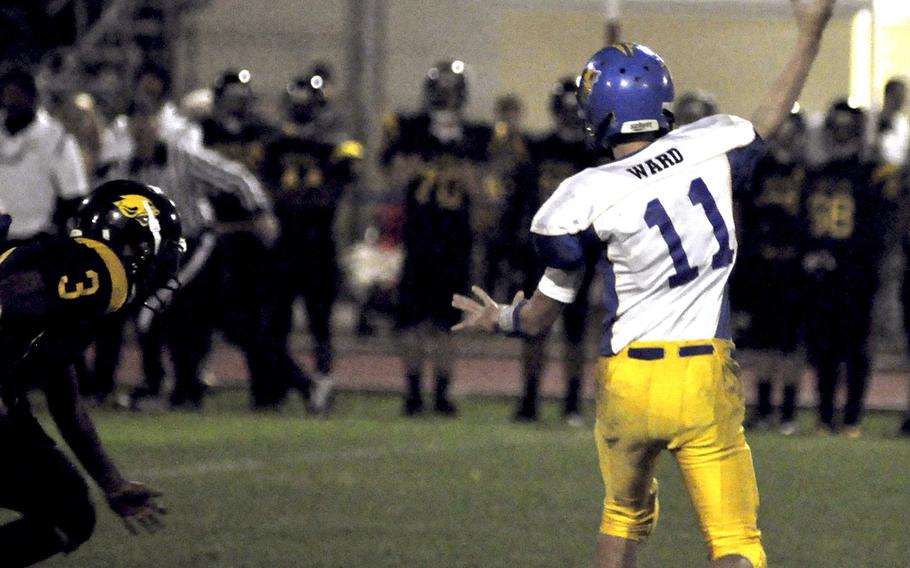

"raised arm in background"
[750,0,835,141]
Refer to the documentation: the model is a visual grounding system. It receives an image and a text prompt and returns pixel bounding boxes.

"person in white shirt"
[99,61,202,168]
[874,78,908,167]
[0,66,88,240]
[90,99,293,411]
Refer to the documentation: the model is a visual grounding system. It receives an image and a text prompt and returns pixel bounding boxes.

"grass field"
[24,390,910,567]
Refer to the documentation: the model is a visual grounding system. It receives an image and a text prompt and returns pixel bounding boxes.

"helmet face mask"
[213,69,254,119]
[823,100,865,159]
[285,73,327,124]
[674,91,718,126]
[770,112,806,164]
[551,77,583,133]
[71,180,185,301]
[424,60,468,112]
[576,43,675,150]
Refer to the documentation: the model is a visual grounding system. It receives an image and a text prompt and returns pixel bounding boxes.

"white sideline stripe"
[139,437,565,479]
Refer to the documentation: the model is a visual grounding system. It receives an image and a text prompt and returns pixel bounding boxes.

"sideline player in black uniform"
[507,77,597,423]
[735,112,807,435]
[0,180,181,566]
[201,69,274,175]
[801,100,898,437]
[381,60,492,416]
[199,69,307,410]
[260,71,363,409]
[479,94,530,297]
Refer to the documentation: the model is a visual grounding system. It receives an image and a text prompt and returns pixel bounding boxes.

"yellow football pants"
[595,339,766,568]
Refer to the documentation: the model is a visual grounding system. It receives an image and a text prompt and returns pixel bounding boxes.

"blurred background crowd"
[2,0,910,437]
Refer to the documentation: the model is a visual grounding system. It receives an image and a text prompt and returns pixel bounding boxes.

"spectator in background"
[83,61,200,404]
[52,92,105,180]
[870,78,909,412]
[259,69,364,413]
[735,112,808,435]
[879,79,910,436]
[874,78,908,167]
[508,77,597,424]
[99,61,201,167]
[901,166,910,435]
[0,65,88,241]
[801,100,899,438]
[95,100,293,411]
[381,59,491,417]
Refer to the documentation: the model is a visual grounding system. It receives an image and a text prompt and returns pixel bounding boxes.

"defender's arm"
[45,373,166,534]
[45,372,126,495]
[751,0,835,141]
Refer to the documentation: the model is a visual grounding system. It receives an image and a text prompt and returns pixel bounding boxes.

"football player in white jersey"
[452,1,835,567]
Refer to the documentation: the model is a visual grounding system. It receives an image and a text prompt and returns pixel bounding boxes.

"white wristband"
[498,299,528,336]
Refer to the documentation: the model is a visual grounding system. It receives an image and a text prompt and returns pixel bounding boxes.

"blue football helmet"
[576,43,675,149]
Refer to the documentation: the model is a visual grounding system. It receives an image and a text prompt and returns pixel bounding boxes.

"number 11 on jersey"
[645,177,734,289]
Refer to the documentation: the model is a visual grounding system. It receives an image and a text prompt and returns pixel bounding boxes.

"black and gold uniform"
[507,129,597,421]
[478,115,530,295]
[199,115,274,221]
[383,112,491,330]
[736,156,806,352]
[733,149,807,429]
[260,132,362,378]
[199,112,292,407]
[0,237,128,389]
[382,108,492,416]
[0,238,127,567]
[801,159,896,429]
[0,180,178,567]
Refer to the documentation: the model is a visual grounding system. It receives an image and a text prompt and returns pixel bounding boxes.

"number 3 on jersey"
[644,177,734,289]
[58,270,100,300]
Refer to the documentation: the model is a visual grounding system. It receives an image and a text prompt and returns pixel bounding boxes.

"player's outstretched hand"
[106,481,167,535]
[451,286,524,333]
[792,0,835,35]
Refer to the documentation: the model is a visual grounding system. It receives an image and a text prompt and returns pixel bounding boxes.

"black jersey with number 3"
[0,237,129,400]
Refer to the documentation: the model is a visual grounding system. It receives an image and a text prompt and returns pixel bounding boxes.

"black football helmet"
[213,68,254,118]
[823,99,866,160]
[213,68,253,99]
[71,180,186,301]
[551,76,580,116]
[674,91,718,126]
[824,99,865,143]
[284,71,328,124]
[424,60,467,111]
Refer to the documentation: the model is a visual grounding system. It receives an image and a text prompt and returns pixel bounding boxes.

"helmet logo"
[609,43,637,57]
[581,66,602,97]
[115,195,161,227]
